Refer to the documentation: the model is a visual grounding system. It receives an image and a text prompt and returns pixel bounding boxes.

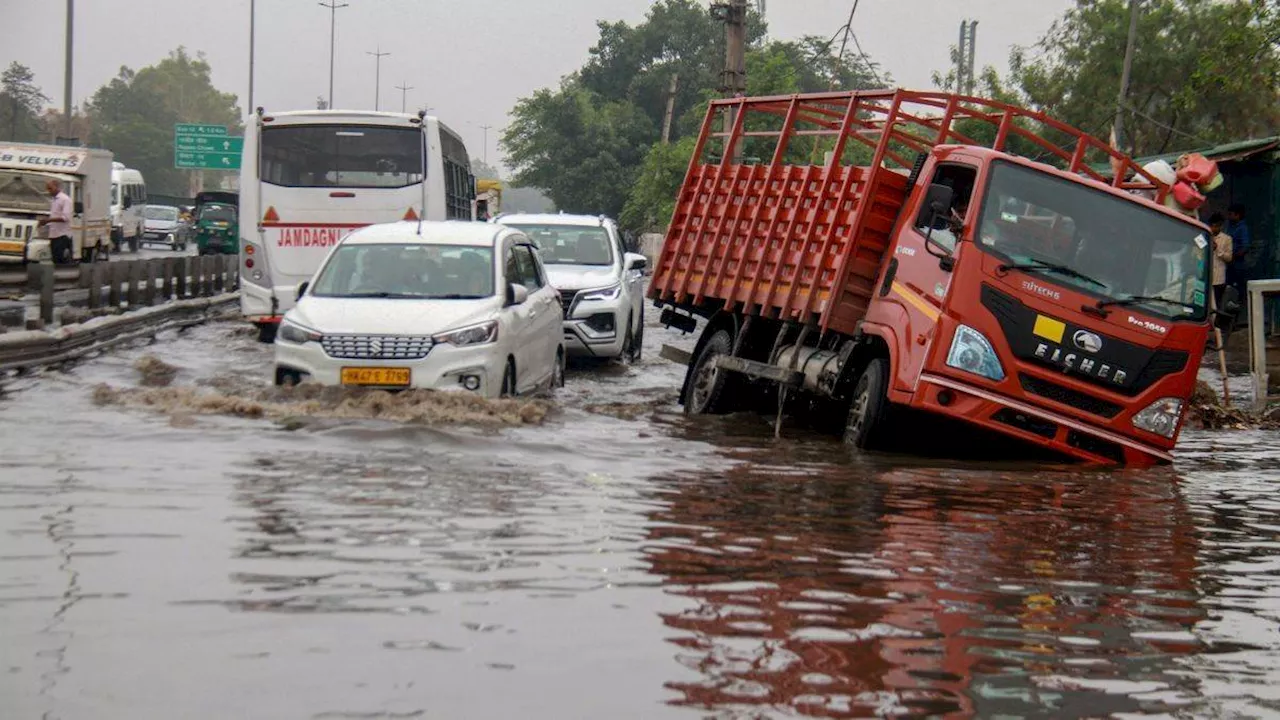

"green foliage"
[620,136,696,233]
[87,48,242,194]
[1010,0,1280,155]
[1,62,49,142]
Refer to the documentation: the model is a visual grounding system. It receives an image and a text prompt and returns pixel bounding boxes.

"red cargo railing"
[650,89,1167,333]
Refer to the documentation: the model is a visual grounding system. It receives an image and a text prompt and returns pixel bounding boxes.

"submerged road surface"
[1,315,1278,718]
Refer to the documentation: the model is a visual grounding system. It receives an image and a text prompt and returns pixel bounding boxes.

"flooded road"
[2,315,1279,718]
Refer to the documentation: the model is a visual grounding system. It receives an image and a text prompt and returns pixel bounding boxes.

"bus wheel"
[685,328,733,415]
[256,323,277,344]
[844,358,889,450]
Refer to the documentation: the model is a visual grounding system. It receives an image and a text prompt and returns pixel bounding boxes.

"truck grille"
[1019,374,1124,419]
[320,335,433,360]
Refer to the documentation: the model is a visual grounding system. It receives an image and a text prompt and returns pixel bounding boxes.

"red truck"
[650,90,1212,465]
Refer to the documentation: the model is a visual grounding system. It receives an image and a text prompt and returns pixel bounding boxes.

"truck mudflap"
[918,372,1174,465]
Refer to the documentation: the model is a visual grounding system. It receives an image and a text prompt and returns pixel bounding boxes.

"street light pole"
[63,0,73,138]
[479,124,492,164]
[395,83,413,113]
[248,0,255,112]
[319,1,348,110]
[366,47,390,111]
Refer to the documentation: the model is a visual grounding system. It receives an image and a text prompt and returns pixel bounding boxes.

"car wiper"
[1096,295,1198,313]
[342,291,425,299]
[428,294,487,300]
[998,259,1109,290]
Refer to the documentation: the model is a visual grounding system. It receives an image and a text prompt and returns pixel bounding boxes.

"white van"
[110,163,146,252]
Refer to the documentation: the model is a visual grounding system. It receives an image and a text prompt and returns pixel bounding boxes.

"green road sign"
[175,123,227,136]
[175,150,242,170]
[176,135,244,153]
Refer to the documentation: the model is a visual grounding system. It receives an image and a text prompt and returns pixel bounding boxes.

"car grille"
[1019,374,1124,419]
[559,289,578,318]
[320,334,434,360]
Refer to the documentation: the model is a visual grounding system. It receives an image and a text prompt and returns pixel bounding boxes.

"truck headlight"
[278,320,322,344]
[946,324,1005,382]
[1132,397,1183,439]
[434,320,498,346]
[579,283,621,302]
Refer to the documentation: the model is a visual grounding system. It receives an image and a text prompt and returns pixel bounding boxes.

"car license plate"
[341,367,411,386]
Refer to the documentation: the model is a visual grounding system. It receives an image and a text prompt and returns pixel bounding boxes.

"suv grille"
[321,335,433,360]
[559,289,578,318]
[1019,374,1124,419]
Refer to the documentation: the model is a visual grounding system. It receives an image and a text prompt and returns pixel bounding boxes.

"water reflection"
[645,457,1210,717]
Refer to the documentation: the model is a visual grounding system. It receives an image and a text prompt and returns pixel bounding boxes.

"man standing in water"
[1226,204,1252,299]
[36,179,73,264]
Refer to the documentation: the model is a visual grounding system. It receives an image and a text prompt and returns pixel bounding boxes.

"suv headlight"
[434,320,498,346]
[278,320,322,344]
[579,283,621,302]
[1132,397,1183,438]
[946,324,1005,382]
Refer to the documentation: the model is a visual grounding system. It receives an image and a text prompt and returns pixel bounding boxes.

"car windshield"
[311,243,495,299]
[260,124,424,188]
[976,161,1209,321]
[145,206,179,221]
[510,224,614,266]
[199,205,237,223]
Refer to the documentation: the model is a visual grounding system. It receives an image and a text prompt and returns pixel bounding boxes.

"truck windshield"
[260,125,424,188]
[311,243,494,299]
[511,224,615,266]
[0,171,49,212]
[976,161,1209,321]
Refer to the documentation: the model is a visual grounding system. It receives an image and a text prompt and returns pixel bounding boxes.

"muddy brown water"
[1,314,1278,718]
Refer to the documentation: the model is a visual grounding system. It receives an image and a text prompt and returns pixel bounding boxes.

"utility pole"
[1115,0,1141,154]
[366,46,390,111]
[712,0,747,155]
[395,84,413,114]
[967,21,978,94]
[63,0,73,138]
[319,1,348,110]
[956,20,978,94]
[248,0,256,112]
[479,125,493,164]
[661,73,680,145]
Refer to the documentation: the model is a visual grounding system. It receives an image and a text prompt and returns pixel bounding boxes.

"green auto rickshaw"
[192,191,239,255]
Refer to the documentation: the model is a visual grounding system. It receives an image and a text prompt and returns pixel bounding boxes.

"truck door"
[883,162,978,391]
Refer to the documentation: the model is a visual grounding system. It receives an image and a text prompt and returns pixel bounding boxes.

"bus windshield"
[311,243,495,299]
[975,161,1209,321]
[260,124,424,189]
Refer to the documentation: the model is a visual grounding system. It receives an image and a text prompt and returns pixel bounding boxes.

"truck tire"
[685,327,734,415]
[844,358,889,450]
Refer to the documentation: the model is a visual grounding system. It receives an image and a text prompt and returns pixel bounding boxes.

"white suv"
[495,213,647,361]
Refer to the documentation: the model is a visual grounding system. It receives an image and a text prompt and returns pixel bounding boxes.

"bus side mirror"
[123,197,133,209]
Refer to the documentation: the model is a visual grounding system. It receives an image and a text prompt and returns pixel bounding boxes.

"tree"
[1009,0,1280,155]
[471,158,502,181]
[87,48,242,195]
[0,62,49,142]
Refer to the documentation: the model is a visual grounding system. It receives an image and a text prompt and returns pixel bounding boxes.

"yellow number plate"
[0,241,24,254]
[340,367,411,386]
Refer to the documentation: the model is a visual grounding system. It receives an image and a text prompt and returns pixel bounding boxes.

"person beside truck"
[35,179,73,264]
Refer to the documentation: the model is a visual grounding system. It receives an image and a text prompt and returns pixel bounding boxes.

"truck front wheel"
[685,328,734,415]
[844,358,889,450]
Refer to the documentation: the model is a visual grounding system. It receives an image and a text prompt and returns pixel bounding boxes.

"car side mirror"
[625,252,648,272]
[73,201,84,215]
[507,283,529,306]
[296,281,309,301]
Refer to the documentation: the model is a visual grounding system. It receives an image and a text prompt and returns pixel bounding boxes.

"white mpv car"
[495,214,647,361]
[274,222,565,398]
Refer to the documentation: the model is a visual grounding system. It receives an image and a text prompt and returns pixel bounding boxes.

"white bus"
[239,109,476,342]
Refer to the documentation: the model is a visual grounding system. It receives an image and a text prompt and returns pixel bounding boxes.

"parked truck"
[650,90,1212,465]
[0,143,112,264]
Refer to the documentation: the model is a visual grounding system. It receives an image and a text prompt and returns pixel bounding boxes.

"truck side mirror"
[916,183,957,272]
[73,201,84,215]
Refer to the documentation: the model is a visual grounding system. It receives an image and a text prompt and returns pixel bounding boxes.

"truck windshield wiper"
[1096,295,1198,314]
[998,259,1109,291]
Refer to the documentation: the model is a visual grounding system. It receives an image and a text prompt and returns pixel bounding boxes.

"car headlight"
[946,324,1005,382]
[278,320,322,344]
[579,283,621,302]
[1132,397,1183,439]
[433,320,498,346]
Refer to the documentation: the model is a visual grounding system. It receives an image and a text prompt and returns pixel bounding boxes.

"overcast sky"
[2,0,1071,169]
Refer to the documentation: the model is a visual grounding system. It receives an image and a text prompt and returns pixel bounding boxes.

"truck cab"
[0,144,112,264]
[871,147,1208,464]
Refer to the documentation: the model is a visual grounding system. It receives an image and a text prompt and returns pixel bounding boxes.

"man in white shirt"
[37,179,74,264]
